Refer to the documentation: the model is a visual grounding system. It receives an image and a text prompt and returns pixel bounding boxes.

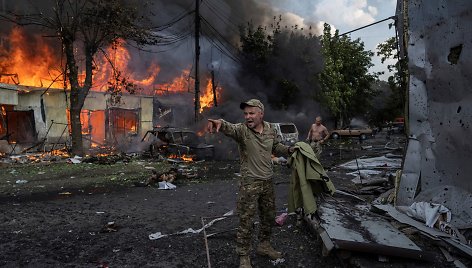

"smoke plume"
[1,0,328,158]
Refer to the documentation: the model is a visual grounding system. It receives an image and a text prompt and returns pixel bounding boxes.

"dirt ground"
[0,131,469,267]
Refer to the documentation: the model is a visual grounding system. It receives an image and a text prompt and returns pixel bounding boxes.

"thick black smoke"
[1,0,328,158]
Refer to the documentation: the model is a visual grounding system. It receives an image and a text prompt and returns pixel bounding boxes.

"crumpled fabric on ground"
[406,201,451,227]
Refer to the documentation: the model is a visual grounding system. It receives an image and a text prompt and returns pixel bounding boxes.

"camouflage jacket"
[220,120,290,180]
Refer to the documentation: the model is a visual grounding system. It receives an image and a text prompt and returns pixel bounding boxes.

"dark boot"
[256,241,282,260]
[239,255,252,268]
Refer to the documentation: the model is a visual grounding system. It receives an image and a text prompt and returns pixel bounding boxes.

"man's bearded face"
[243,106,264,129]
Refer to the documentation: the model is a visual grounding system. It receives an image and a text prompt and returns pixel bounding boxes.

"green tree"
[318,23,377,127]
[239,23,275,76]
[376,37,407,121]
[6,0,158,155]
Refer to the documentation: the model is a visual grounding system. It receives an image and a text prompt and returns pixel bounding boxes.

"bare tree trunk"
[69,103,83,156]
[64,40,84,156]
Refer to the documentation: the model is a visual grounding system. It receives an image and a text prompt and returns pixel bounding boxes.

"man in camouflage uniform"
[207,99,293,268]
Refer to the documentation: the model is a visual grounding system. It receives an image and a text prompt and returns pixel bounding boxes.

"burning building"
[0,24,222,155]
[0,83,155,154]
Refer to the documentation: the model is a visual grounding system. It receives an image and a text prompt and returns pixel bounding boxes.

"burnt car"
[142,126,214,160]
[271,122,299,145]
[330,125,374,140]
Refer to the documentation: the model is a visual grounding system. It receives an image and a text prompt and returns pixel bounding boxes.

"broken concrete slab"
[316,199,435,261]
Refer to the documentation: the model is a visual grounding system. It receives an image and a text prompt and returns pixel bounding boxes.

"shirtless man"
[306,116,329,158]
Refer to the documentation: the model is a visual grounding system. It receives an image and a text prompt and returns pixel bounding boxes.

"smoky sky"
[1,0,328,140]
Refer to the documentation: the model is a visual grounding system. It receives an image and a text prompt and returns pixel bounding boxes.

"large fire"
[0,27,64,87]
[0,27,221,112]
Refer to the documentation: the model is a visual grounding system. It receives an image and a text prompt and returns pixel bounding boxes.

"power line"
[202,0,241,36]
[205,0,247,26]
[201,26,242,64]
[127,35,191,54]
[151,8,195,31]
[339,16,396,37]
[200,16,241,59]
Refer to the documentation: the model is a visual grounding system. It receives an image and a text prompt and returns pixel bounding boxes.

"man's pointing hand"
[207,119,222,133]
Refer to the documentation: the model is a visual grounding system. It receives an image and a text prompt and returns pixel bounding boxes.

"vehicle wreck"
[142,126,215,161]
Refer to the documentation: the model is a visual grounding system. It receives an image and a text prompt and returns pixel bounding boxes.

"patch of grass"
[0,159,174,197]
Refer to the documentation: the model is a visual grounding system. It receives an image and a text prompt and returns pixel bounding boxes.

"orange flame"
[0,27,64,87]
[155,69,192,94]
[49,149,70,157]
[92,40,161,91]
[0,28,223,114]
[168,154,194,162]
[200,78,221,112]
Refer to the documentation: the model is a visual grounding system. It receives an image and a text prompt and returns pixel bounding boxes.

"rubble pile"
[134,164,200,188]
[310,135,472,266]
[0,149,70,164]
[82,153,133,165]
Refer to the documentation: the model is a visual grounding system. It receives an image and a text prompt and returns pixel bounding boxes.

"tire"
[331,133,339,139]
[359,133,367,140]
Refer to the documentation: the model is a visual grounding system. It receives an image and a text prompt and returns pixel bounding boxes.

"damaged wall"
[397,0,472,228]
[84,92,154,137]
[16,87,68,142]
[0,83,18,105]
[10,87,154,149]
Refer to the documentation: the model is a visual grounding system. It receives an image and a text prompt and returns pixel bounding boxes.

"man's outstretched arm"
[207,119,243,141]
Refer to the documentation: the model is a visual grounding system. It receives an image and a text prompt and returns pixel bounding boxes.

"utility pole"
[194,0,200,122]
[211,70,217,107]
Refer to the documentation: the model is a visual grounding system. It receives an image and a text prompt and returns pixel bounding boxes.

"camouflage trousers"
[309,141,322,159]
[236,178,275,256]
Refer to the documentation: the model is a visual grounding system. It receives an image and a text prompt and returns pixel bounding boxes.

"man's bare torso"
[308,124,328,141]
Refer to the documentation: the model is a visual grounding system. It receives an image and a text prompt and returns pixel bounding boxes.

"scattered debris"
[15,179,28,184]
[272,156,288,165]
[158,181,177,190]
[372,188,395,205]
[134,167,199,188]
[275,213,288,226]
[149,210,234,240]
[82,153,132,165]
[384,141,402,150]
[317,200,433,261]
[143,126,215,160]
[270,258,285,265]
[406,201,451,228]
[350,175,389,186]
[339,155,402,170]
[101,221,119,233]
[67,155,82,164]
[374,204,472,258]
